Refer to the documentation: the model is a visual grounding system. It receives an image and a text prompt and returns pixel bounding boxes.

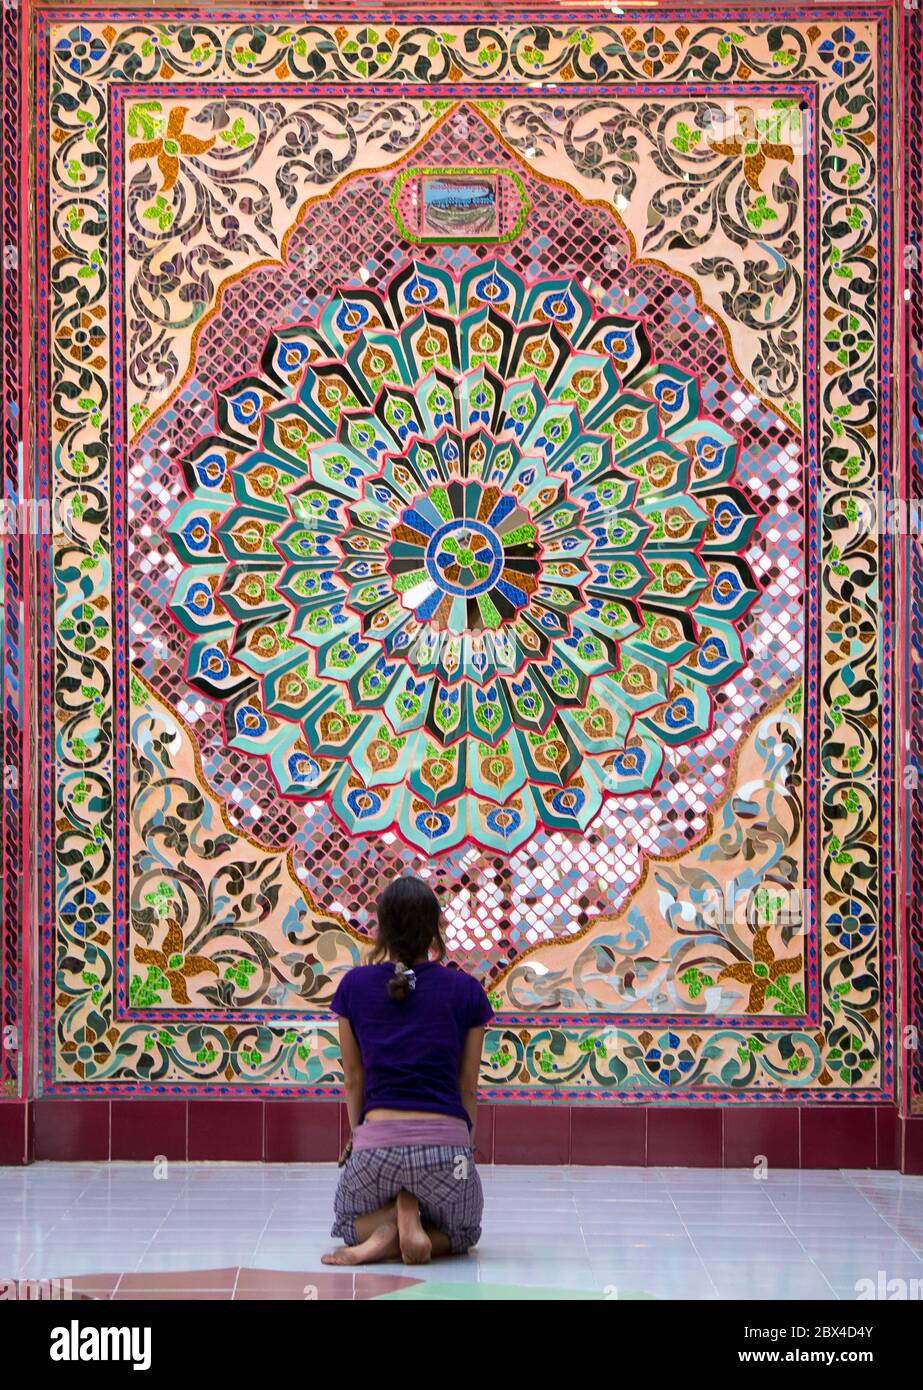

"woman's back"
[331,960,493,1126]
[326,875,491,1265]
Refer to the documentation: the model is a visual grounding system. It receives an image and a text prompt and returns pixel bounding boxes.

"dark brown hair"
[369,876,446,1001]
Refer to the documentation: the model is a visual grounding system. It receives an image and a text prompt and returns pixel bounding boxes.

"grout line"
[843,1168,923,1260]
[764,1179,841,1301]
[665,1177,721,1300]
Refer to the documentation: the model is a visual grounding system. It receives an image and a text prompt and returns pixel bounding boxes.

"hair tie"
[395,963,417,991]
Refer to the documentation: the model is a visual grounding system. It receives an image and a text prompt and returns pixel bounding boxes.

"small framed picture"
[420,173,500,240]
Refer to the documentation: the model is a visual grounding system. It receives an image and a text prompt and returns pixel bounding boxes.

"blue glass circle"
[424,519,504,597]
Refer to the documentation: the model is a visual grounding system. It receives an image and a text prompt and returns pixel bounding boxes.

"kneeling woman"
[323,875,493,1265]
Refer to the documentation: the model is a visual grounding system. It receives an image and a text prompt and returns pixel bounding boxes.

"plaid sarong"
[331,1142,483,1255]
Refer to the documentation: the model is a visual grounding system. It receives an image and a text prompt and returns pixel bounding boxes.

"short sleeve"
[465,975,494,1030]
[330,969,353,1020]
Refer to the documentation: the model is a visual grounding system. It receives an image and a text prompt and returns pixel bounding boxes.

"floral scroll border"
[903,2,923,1116]
[33,7,895,1102]
[0,0,26,1098]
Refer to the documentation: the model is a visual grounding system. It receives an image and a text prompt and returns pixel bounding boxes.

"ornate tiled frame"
[388,166,530,244]
[1,4,904,1106]
[0,0,26,1100]
[903,0,923,1117]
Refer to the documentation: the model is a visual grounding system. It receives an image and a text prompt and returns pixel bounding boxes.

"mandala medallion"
[386,480,544,634]
[168,259,760,853]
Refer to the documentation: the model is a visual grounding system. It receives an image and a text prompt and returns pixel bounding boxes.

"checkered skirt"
[331,1143,483,1255]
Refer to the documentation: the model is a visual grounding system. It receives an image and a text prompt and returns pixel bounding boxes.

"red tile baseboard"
[3,1099,915,1171]
[722,1106,799,1170]
[875,1104,900,1170]
[648,1106,723,1167]
[111,1099,187,1162]
[33,1099,110,1161]
[0,1101,32,1165]
[900,1115,923,1174]
[264,1099,340,1162]
[570,1106,645,1165]
[188,1100,264,1161]
[493,1101,570,1164]
[800,1104,877,1169]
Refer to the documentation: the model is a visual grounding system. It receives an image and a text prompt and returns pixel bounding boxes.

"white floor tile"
[1,1161,920,1300]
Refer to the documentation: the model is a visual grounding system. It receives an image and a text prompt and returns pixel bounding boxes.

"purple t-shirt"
[330,961,494,1127]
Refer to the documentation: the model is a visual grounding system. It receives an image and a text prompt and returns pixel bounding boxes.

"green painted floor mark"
[374,1282,656,1301]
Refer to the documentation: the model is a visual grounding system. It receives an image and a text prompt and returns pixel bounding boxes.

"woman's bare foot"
[321,1219,399,1266]
[396,1189,432,1265]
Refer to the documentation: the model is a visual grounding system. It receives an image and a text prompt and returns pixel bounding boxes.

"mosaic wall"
[12,5,903,1102]
[905,2,923,1117]
[0,0,24,1100]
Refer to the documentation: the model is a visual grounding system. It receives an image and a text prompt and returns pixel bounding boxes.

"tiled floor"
[1,1163,922,1300]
